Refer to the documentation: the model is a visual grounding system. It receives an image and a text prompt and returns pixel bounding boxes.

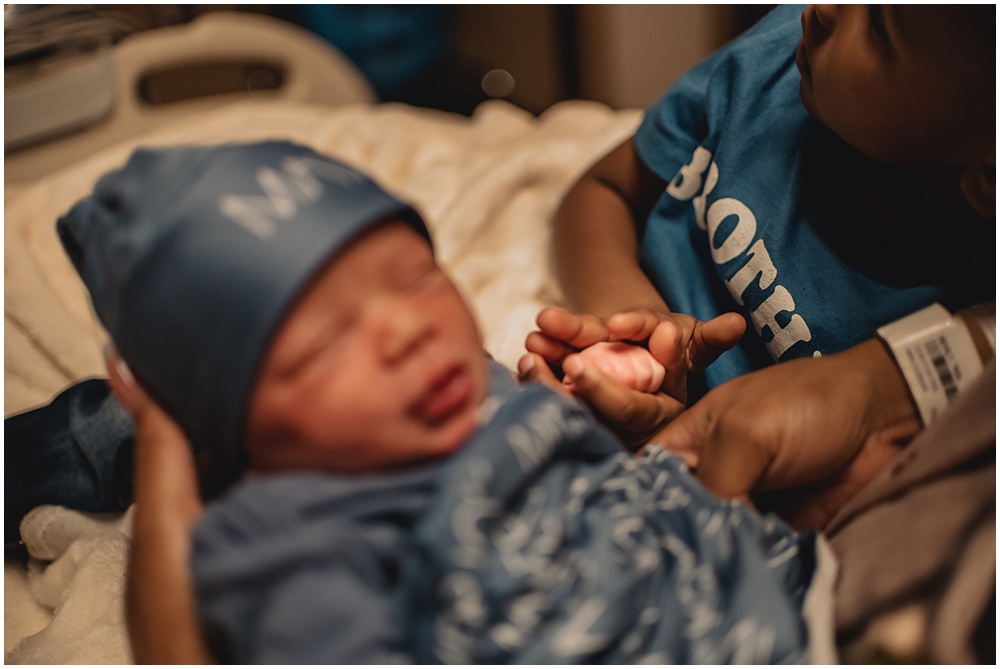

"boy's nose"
[812,4,837,31]
[370,297,433,364]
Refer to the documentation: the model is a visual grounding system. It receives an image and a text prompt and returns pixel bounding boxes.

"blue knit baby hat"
[57,141,428,471]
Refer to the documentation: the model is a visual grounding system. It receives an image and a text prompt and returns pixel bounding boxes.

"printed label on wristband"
[895,335,962,422]
[878,304,984,426]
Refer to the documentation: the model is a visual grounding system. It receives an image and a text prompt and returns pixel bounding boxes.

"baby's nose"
[371,297,433,364]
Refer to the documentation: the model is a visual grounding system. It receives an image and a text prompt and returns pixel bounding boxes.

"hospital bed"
[7,9,993,665]
[4,11,639,663]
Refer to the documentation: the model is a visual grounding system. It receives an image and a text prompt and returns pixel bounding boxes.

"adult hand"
[106,350,215,663]
[655,338,923,530]
[519,307,745,448]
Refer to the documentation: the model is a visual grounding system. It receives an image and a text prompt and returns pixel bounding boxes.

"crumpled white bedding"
[4,98,641,663]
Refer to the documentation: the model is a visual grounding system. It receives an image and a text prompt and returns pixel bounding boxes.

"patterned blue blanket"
[401,383,817,663]
[193,374,818,663]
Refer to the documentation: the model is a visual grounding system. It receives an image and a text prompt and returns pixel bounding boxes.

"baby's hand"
[564,341,665,394]
[520,306,746,450]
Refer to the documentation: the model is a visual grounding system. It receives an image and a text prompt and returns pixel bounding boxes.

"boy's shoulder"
[742,4,805,39]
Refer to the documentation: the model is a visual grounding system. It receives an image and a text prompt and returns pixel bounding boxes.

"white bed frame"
[5,11,376,187]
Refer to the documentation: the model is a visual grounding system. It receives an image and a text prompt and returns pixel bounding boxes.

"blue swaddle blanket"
[401,382,816,664]
[193,362,818,663]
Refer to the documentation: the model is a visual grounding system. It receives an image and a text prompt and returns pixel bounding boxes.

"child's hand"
[519,307,745,448]
[524,307,745,401]
[518,349,684,450]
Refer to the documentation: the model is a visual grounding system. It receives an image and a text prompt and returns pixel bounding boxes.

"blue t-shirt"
[634,5,993,391]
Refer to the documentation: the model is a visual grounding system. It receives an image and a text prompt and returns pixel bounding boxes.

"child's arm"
[536,136,745,445]
[552,137,668,317]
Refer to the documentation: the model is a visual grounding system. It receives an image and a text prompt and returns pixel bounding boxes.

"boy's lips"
[411,363,474,424]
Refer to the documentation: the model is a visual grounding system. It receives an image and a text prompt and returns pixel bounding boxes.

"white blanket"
[4,99,641,663]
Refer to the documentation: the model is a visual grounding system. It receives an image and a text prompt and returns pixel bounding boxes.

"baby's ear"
[959,154,995,218]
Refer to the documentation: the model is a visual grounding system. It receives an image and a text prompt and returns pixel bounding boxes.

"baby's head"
[797,5,994,214]
[59,141,488,480]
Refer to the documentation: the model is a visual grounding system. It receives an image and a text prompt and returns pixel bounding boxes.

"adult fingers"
[104,345,152,415]
[658,399,772,501]
[652,402,704,463]
[131,401,203,520]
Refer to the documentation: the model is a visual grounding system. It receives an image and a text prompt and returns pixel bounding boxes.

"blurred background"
[5,4,772,116]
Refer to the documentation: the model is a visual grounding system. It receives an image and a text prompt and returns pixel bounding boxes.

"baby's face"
[797,5,991,167]
[244,219,489,473]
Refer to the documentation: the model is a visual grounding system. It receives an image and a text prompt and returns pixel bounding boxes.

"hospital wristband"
[876,304,985,426]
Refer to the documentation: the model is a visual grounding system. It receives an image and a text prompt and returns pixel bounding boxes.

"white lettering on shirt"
[666,146,714,201]
[666,147,813,360]
[726,239,777,304]
[706,198,756,264]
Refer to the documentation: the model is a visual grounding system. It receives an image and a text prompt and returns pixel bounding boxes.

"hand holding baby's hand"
[519,307,745,449]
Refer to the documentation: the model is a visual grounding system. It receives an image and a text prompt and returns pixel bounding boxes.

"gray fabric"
[827,360,996,663]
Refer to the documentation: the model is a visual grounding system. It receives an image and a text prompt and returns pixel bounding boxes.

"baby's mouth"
[412,364,474,424]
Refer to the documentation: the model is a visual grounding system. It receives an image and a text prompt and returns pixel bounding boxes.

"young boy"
[56,141,834,663]
[526,3,993,401]
[521,5,995,506]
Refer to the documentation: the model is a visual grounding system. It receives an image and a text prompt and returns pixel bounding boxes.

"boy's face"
[245,220,489,473]
[797,5,991,167]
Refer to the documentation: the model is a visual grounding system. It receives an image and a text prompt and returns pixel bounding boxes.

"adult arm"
[106,352,215,664]
[657,303,996,530]
[126,401,215,664]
